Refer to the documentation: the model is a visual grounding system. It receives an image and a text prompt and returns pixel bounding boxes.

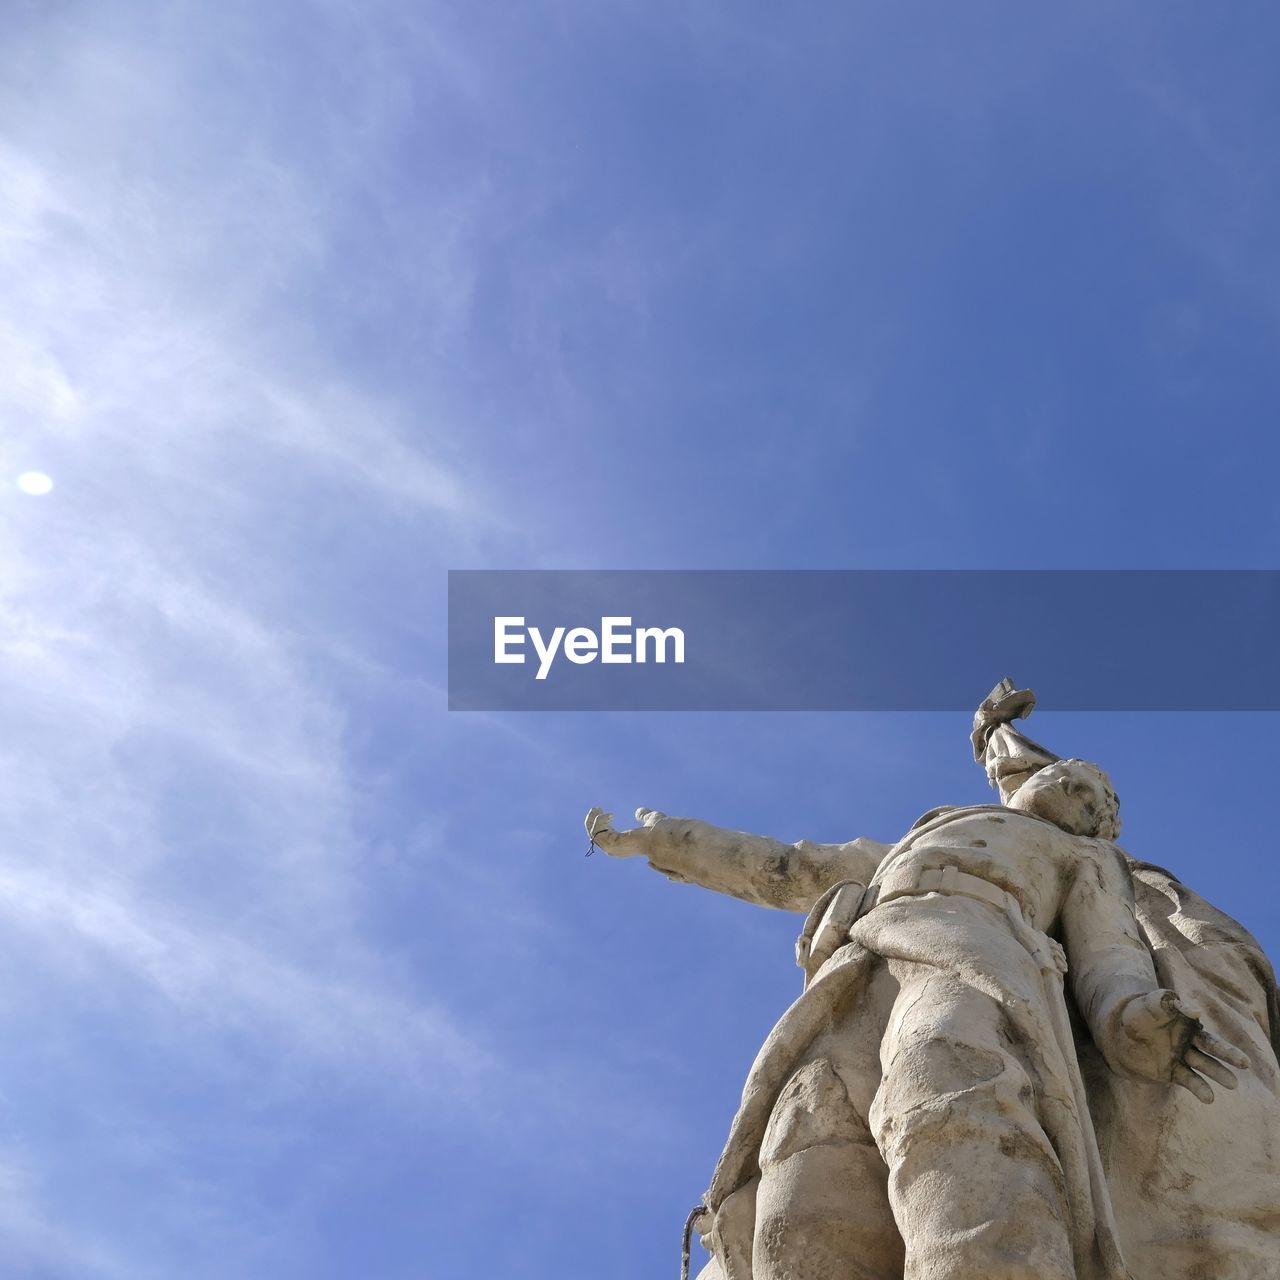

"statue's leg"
[871,962,1075,1280]
[752,963,904,1280]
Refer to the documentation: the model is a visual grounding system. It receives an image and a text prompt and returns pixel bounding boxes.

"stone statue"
[585,681,1280,1280]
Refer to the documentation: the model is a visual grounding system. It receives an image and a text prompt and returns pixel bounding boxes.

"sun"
[16,472,54,496]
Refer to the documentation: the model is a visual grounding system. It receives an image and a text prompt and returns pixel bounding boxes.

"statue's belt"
[868,862,1068,978]
[797,805,1069,984]
[797,859,1060,985]
[867,861,1029,921]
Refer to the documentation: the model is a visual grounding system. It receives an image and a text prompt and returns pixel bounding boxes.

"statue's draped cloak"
[1090,860,1280,1277]
[701,843,1280,1280]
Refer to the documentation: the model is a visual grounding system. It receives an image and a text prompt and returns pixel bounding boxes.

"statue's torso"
[874,807,1104,933]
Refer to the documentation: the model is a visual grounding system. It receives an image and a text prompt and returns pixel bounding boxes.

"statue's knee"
[755,1144,903,1280]
[755,1060,902,1280]
[759,1057,871,1170]
[893,1034,1007,1098]
[871,1033,1015,1157]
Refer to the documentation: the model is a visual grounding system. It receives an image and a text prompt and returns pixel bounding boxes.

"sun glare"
[16,472,54,496]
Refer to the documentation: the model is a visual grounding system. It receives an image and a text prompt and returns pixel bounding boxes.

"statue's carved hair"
[1060,758,1122,840]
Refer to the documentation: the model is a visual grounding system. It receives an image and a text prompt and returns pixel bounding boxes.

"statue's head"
[1006,758,1121,840]
[972,679,1121,837]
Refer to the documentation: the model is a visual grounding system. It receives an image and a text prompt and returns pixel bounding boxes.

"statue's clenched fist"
[584,806,667,857]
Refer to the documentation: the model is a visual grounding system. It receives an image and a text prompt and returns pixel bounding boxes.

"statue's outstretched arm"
[584,806,888,913]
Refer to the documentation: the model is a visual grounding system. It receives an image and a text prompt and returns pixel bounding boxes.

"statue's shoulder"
[908,804,965,831]
[906,803,1017,833]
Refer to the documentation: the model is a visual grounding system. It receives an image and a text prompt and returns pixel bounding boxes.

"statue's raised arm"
[584,806,889,913]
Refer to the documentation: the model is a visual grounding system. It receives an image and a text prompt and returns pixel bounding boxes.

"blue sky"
[2,3,1280,1277]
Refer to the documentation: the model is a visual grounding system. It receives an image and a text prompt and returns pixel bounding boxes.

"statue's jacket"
[1094,858,1280,1275]
[697,807,1280,1280]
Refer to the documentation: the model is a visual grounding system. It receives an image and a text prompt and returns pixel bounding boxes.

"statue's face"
[1007,760,1113,837]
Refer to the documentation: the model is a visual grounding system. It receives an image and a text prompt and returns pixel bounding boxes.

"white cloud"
[0,2,502,1120]
[0,1155,152,1280]
[0,858,494,1092]
[0,8,686,1272]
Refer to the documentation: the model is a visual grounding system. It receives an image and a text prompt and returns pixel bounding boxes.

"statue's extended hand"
[1116,990,1250,1103]
[584,807,667,858]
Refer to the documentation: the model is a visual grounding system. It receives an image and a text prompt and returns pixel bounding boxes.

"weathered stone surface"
[587,681,1280,1280]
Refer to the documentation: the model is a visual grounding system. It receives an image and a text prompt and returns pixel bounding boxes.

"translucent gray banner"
[447,570,1280,710]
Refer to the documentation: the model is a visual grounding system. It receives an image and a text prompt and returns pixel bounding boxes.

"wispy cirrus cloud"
[0,4,725,1276]
[0,0,497,1053]
[0,10,529,1270]
[0,1155,153,1280]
